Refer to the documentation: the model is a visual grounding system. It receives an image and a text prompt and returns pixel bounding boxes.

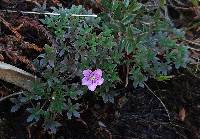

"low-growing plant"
[11,1,189,134]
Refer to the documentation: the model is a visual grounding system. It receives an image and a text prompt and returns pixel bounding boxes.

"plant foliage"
[11,1,189,134]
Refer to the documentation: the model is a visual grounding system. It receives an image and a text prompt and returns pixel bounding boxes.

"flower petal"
[88,84,97,91]
[82,77,91,85]
[93,69,102,77]
[83,70,92,77]
[97,78,104,85]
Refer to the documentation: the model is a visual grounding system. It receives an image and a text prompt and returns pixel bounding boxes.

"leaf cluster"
[11,1,189,134]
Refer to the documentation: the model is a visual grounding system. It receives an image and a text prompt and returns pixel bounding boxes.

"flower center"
[90,76,96,81]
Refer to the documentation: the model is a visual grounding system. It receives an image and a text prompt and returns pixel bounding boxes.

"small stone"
[0,54,4,61]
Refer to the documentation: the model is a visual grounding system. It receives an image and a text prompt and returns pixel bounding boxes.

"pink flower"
[82,69,104,91]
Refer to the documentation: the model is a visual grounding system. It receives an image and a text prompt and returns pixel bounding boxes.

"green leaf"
[155,75,173,81]
[122,14,136,25]
[160,0,166,8]
[66,99,80,119]
[112,5,124,20]
[44,44,54,54]
[101,0,112,10]
[127,43,134,55]
[11,104,21,112]
[128,2,142,13]
[159,38,176,48]
[26,107,42,123]
[44,121,62,134]
[27,114,37,123]
[112,0,120,11]
[191,0,199,6]
[132,27,142,34]
[123,0,130,8]
[131,67,147,88]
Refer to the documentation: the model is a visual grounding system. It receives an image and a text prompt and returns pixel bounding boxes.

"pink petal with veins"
[82,77,92,85]
[97,78,104,85]
[93,69,102,77]
[83,70,92,77]
[88,84,97,91]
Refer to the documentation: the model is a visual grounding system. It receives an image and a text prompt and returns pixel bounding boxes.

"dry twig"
[144,82,171,122]
[0,9,97,17]
[0,91,24,102]
[0,62,36,92]
[0,16,22,41]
